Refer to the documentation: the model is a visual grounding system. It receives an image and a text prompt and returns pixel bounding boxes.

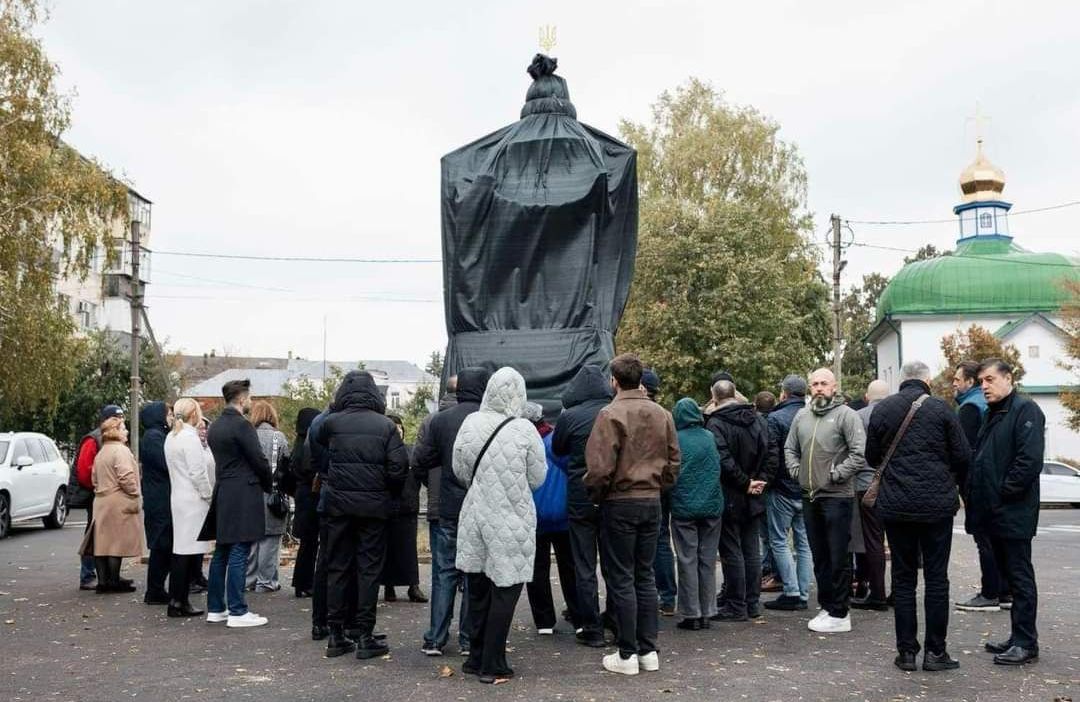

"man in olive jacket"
[969,359,1045,666]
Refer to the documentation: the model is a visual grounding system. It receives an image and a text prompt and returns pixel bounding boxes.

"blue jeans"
[208,542,253,616]
[80,555,97,585]
[653,494,677,607]
[766,492,812,600]
[423,520,470,651]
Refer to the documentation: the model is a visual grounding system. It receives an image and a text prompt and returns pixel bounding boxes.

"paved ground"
[1,509,1078,702]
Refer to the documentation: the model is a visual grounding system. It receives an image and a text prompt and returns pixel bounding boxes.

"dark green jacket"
[670,398,724,520]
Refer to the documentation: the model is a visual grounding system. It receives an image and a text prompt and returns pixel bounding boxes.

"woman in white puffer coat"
[453,367,547,684]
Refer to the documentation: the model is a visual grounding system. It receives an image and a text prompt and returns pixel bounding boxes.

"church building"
[867,140,1080,459]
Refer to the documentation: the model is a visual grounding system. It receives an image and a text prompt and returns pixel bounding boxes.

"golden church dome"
[958,139,1006,203]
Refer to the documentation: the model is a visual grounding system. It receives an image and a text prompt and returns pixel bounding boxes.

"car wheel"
[43,488,67,529]
[0,493,10,539]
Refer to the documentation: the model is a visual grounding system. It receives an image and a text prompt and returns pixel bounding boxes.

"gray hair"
[900,361,931,382]
[711,379,736,401]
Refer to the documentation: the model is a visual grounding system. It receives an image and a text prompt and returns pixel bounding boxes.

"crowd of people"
[73,352,1046,683]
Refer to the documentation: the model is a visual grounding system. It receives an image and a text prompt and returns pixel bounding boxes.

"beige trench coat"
[79,442,147,558]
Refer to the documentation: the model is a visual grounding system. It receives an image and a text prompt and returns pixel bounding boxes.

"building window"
[77,301,97,330]
[1028,345,1040,359]
[390,391,400,410]
[979,211,993,230]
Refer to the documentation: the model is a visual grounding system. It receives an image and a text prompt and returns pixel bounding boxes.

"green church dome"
[877,237,1080,319]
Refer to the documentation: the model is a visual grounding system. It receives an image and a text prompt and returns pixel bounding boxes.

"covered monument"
[440,55,638,409]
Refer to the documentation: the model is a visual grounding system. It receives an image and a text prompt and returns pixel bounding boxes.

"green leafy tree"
[0,1,130,420]
[840,273,891,395]
[616,79,830,402]
[1059,280,1080,430]
[273,365,345,439]
[425,350,444,380]
[931,324,1025,401]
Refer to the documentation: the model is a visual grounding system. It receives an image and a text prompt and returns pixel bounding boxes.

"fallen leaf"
[438,665,454,678]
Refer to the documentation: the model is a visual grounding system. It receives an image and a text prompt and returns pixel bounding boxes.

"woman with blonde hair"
[247,400,290,592]
[164,398,215,617]
[79,416,146,593]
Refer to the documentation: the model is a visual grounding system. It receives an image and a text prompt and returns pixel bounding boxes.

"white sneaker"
[808,613,851,633]
[602,652,639,676]
[206,611,228,624]
[420,645,443,656]
[537,628,554,636]
[227,612,268,628]
[807,609,829,629]
[639,651,659,672]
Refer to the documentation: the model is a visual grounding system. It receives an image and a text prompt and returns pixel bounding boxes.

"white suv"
[0,432,70,538]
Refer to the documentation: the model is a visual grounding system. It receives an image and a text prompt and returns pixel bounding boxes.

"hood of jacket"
[296,407,320,439]
[673,397,704,430]
[810,393,847,417]
[140,401,169,433]
[438,393,458,411]
[956,385,988,412]
[480,367,528,418]
[334,371,386,413]
[456,367,491,404]
[713,401,759,428]
[562,365,613,409]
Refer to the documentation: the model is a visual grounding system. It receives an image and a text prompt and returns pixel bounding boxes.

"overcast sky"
[40,0,1079,367]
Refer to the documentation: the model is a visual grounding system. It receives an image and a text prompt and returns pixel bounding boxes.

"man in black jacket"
[866,361,970,673]
[315,371,409,659]
[412,366,490,656]
[551,364,613,648]
[706,380,770,622]
[140,402,174,605]
[969,359,1045,666]
[202,379,272,628]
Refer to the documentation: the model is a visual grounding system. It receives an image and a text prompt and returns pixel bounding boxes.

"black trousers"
[973,532,1011,600]
[325,515,386,634]
[990,536,1038,649]
[169,553,201,606]
[568,508,604,635]
[718,514,763,615]
[855,490,887,601]
[804,497,853,618]
[466,573,522,677]
[146,548,171,598]
[293,527,319,593]
[526,529,580,629]
[884,518,952,655]
[599,499,660,658]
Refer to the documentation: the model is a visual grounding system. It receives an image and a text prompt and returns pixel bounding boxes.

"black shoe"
[79,580,98,591]
[676,617,702,631]
[894,652,917,671]
[984,639,1012,654]
[851,598,889,611]
[479,670,514,684]
[709,607,749,623]
[167,601,205,618]
[956,594,1000,612]
[747,605,762,619]
[384,586,397,602]
[295,589,313,599]
[144,593,170,605]
[346,627,387,642]
[355,634,390,659]
[999,595,1013,611]
[923,651,960,671]
[764,595,808,611]
[407,585,428,603]
[115,581,136,593]
[576,631,606,648]
[993,646,1038,666]
[312,625,330,641]
[326,628,357,658]
[462,660,480,676]
[117,577,134,588]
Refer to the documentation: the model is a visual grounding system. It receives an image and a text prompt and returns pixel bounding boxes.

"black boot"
[311,624,330,641]
[383,586,397,602]
[94,557,114,593]
[325,626,356,658]
[407,585,428,603]
[355,633,390,659]
[167,601,205,618]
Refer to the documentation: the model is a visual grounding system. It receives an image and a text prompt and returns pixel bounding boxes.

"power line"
[155,250,441,264]
[846,199,1080,225]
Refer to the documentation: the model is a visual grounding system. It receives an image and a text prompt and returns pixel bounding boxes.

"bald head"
[809,368,837,402]
[865,379,889,403]
[711,379,736,403]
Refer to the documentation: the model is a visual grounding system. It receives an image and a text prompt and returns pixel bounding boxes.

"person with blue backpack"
[524,402,581,635]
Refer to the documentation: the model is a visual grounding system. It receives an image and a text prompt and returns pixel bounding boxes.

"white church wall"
[1036,395,1080,461]
[874,328,900,391]
[1007,318,1067,387]
[898,316,1012,377]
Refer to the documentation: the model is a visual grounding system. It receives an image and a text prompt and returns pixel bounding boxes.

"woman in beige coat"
[79,417,146,593]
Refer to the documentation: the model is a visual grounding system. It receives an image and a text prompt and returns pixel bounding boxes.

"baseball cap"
[99,405,125,422]
[780,374,808,397]
[641,369,661,394]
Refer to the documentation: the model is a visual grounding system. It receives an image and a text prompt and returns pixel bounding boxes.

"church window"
[1028,345,1040,359]
[979,211,993,229]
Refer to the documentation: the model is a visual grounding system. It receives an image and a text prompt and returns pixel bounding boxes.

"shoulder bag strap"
[880,394,929,474]
[472,417,515,476]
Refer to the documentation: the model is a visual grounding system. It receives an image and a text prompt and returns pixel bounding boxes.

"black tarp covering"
[440,55,638,412]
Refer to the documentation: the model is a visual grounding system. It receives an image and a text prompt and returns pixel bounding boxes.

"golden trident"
[539,25,557,54]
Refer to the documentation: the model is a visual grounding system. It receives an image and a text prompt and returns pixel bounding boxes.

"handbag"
[533,437,569,533]
[267,433,291,519]
[862,394,928,509]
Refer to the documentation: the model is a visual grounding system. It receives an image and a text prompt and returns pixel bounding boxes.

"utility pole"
[129,220,143,460]
[830,214,846,390]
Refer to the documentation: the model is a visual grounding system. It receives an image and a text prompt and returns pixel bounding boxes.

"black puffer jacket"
[706,401,770,522]
[314,371,409,519]
[552,365,613,517]
[765,396,804,499]
[966,390,1045,539]
[866,379,970,523]
[412,367,490,522]
[139,402,172,551]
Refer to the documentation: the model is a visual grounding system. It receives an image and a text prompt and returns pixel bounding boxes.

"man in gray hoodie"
[785,368,866,634]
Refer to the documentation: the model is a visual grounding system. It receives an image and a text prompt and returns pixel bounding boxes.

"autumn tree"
[616,80,830,402]
[840,273,891,395]
[931,324,1025,400]
[0,1,130,422]
[1059,280,1080,430]
[273,365,345,439]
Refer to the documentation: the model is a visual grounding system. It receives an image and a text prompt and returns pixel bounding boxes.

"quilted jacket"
[454,367,548,586]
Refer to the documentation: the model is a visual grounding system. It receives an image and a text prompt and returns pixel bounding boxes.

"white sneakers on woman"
[602,651,660,675]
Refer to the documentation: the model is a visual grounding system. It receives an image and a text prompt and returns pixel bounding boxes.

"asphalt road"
[1,508,1077,702]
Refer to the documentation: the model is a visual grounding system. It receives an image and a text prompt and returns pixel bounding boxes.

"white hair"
[901,361,931,382]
